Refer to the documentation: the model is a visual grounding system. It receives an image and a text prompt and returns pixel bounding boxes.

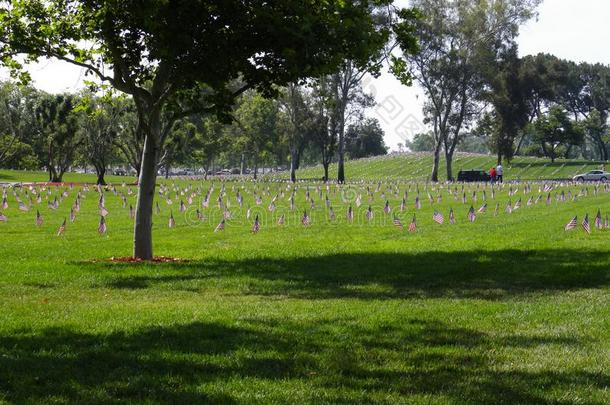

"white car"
[572,170,610,182]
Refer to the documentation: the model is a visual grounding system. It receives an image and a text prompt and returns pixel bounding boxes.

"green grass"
[0,169,137,185]
[266,152,605,182]
[1,170,609,403]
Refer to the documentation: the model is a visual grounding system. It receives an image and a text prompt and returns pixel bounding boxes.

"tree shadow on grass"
[0,318,606,403]
[93,249,610,300]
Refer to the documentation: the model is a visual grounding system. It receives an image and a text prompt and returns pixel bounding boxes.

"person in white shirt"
[496,164,503,183]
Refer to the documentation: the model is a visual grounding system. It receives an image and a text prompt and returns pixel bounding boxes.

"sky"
[1,0,609,151]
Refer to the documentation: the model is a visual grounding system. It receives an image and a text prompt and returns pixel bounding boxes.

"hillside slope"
[268,153,605,182]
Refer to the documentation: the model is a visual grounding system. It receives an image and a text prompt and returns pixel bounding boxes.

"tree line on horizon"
[0,81,388,184]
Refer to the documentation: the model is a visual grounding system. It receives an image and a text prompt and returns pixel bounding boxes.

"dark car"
[457,170,491,182]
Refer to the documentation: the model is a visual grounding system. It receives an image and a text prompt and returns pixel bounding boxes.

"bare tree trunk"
[290,148,298,183]
[445,151,453,182]
[240,152,247,175]
[133,123,160,260]
[323,162,329,182]
[431,141,442,182]
[95,166,106,185]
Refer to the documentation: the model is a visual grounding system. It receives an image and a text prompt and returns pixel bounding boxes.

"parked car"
[457,170,491,182]
[572,170,610,182]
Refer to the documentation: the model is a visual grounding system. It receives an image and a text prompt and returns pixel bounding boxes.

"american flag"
[0,212,6,222]
[408,215,417,232]
[168,211,175,228]
[196,208,204,221]
[477,203,487,213]
[70,207,76,222]
[268,202,276,212]
[384,201,391,214]
[98,215,107,234]
[355,194,362,207]
[36,210,43,226]
[468,206,476,222]
[252,214,260,233]
[595,209,603,230]
[393,215,403,229]
[129,204,135,219]
[302,210,310,226]
[414,196,421,209]
[57,218,66,236]
[505,201,513,214]
[100,205,108,217]
[347,205,354,222]
[582,214,591,234]
[546,193,552,205]
[18,200,29,212]
[277,214,285,225]
[400,198,406,212]
[180,200,186,212]
[366,206,373,221]
[432,211,444,225]
[329,207,336,221]
[514,198,521,210]
[564,216,577,231]
[449,208,456,224]
[215,219,225,232]
[1,196,7,209]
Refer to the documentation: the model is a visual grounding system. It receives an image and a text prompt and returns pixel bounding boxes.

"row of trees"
[403,53,610,165]
[0,81,388,184]
[391,0,609,180]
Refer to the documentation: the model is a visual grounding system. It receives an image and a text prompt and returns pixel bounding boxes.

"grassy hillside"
[267,153,605,182]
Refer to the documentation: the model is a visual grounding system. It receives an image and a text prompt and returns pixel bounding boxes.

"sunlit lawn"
[1,170,609,403]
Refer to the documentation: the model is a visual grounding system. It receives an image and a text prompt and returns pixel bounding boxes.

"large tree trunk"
[133,124,160,260]
[497,151,502,166]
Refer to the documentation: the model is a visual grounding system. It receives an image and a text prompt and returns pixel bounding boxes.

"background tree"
[0,82,39,167]
[78,94,123,184]
[35,94,81,182]
[530,106,584,163]
[345,118,387,159]
[405,132,435,152]
[279,83,314,183]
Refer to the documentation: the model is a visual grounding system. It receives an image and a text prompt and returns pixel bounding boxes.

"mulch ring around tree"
[95,256,189,264]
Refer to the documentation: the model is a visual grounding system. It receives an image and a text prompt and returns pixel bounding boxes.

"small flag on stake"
[98,216,107,234]
[564,216,577,231]
[57,218,66,236]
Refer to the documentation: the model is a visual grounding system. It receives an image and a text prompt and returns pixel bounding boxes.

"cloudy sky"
[1,0,609,150]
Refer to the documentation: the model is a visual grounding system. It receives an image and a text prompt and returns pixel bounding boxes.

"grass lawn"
[1,171,609,403]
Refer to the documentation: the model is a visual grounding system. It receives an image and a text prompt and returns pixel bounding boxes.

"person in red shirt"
[489,167,496,183]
